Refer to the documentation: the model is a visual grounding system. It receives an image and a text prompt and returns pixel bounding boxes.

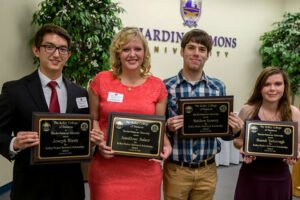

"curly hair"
[109,27,151,77]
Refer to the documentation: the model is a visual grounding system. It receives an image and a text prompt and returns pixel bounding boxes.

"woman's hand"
[160,134,172,160]
[240,148,256,164]
[160,143,172,160]
[149,135,173,163]
[90,128,114,159]
[283,157,298,165]
[98,142,114,159]
[149,144,172,163]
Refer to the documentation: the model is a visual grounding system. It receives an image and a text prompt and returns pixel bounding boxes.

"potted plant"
[31,0,124,87]
[259,12,300,104]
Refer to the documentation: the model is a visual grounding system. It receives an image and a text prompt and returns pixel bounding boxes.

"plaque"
[178,96,233,138]
[31,113,92,164]
[107,112,165,159]
[244,120,298,158]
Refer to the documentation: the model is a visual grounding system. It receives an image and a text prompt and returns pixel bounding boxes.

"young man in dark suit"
[0,24,101,200]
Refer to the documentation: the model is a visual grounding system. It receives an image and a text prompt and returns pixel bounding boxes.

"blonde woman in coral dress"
[88,27,172,200]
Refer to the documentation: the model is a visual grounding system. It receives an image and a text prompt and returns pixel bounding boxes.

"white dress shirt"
[9,69,68,155]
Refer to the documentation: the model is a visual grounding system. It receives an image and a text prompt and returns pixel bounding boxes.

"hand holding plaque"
[31,113,92,164]
[107,112,165,159]
[244,120,298,159]
[178,96,233,138]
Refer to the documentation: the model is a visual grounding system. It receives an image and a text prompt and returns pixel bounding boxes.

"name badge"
[108,92,123,103]
[76,97,88,109]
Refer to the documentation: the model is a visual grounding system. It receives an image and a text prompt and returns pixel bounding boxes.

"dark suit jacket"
[0,70,89,200]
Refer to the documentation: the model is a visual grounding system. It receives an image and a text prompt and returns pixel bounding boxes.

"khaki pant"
[163,161,217,200]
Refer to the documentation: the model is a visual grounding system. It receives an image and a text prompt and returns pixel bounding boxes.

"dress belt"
[168,156,215,169]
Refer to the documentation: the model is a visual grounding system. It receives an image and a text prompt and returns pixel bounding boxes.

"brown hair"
[181,29,212,54]
[34,24,71,48]
[247,66,292,121]
[109,27,151,77]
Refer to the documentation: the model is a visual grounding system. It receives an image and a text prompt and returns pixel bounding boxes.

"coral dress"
[234,116,292,200]
[88,71,167,200]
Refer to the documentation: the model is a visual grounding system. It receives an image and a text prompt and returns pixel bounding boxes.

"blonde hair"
[109,27,151,77]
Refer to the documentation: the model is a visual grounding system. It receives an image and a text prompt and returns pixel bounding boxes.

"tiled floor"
[1,164,300,200]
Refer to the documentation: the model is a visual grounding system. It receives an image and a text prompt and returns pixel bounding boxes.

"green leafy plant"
[259,12,300,103]
[32,0,124,87]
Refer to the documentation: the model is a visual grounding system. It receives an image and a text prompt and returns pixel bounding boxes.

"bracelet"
[233,130,241,138]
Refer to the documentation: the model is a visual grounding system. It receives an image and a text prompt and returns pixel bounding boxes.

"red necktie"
[48,81,60,113]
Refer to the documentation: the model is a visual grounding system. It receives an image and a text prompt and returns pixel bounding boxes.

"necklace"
[118,75,145,92]
[261,108,278,121]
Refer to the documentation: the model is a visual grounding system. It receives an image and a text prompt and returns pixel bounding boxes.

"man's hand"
[228,112,244,134]
[167,115,184,132]
[90,128,104,146]
[13,132,39,151]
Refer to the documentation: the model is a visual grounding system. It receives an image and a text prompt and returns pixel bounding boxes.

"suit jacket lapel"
[26,70,49,112]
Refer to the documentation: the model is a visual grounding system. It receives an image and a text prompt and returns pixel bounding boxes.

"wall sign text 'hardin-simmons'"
[139,28,237,57]
[139,28,237,48]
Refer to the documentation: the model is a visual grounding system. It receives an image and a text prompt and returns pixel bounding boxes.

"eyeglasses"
[40,44,70,55]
